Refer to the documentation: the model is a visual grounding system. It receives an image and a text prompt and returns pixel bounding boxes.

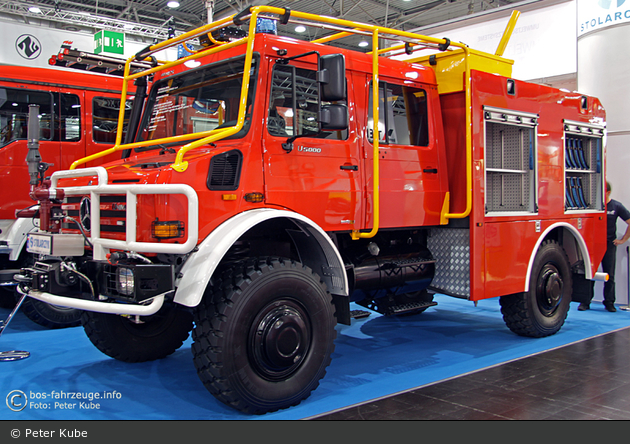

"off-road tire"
[82,302,193,362]
[1,258,83,328]
[192,257,337,414]
[21,298,83,329]
[500,240,572,338]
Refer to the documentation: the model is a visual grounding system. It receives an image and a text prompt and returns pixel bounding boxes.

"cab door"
[263,59,362,232]
[363,79,446,229]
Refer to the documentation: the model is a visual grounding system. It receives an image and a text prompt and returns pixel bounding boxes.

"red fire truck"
[0,63,138,327]
[13,7,607,413]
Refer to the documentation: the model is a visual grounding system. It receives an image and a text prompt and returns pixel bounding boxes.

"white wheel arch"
[173,208,349,307]
[524,222,596,293]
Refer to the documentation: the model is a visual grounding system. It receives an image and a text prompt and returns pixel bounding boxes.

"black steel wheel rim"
[249,299,311,381]
[536,263,563,316]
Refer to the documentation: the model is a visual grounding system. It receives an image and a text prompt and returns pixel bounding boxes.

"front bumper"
[15,260,174,316]
[17,287,166,316]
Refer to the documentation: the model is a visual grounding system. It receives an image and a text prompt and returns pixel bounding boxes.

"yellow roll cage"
[69,6,520,240]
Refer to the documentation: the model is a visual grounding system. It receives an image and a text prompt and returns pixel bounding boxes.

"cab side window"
[269,64,348,140]
[368,82,429,146]
[93,96,132,143]
[0,88,54,148]
[59,93,81,142]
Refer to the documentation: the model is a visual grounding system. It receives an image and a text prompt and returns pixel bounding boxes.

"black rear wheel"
[500,240,572,338]
[21,298,83,329]
[192,257,337,414]
[82,302,193,362]
[1,260,83,328]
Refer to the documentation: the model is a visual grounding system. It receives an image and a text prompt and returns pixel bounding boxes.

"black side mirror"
[319,54,346,102]
[320,104,348,130]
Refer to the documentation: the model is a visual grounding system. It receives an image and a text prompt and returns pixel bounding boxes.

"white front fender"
[173,208,348,307]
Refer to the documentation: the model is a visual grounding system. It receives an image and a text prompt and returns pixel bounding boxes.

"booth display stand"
[0,292,30,361]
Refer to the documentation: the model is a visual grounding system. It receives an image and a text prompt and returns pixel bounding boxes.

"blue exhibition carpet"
[1,295,630,421]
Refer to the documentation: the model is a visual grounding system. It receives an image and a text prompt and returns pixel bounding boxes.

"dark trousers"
[601,242,617,305]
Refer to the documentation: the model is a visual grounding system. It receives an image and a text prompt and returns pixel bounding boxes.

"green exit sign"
[94,30,124,55]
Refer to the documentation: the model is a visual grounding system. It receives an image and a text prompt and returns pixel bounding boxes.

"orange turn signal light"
[151,220,184,239]
[244,192,264,203]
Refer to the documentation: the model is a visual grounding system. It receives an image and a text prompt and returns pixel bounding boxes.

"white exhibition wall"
[412,0,577,82]
[2,21,175,68]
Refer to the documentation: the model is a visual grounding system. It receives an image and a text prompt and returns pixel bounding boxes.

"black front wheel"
[192,257,337,414]
[500,240,572,338]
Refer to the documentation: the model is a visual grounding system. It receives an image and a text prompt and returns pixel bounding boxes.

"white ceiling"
[1,0,529,44]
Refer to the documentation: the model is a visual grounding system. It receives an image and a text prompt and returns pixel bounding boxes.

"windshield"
[136,55,258,150]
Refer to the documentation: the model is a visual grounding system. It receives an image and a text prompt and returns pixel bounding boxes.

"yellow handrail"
[311,31,353,44]
[442,45,473,222]
[70,36,250,170]
[171,14,258,172]
[352,30,381,240]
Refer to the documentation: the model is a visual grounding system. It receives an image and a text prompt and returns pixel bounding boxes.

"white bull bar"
[51,166,199,261]
[17,166,199,315]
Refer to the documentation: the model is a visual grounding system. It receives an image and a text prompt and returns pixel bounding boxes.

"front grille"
[62,195,126,234]
[207,149,242,190]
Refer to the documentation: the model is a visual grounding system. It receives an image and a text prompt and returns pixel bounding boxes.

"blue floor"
[2,295,630,420]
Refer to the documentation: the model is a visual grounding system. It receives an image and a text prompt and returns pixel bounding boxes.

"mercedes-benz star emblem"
[79,197,91,231]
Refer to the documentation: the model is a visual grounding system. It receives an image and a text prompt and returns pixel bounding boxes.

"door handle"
[423,168,438,174]
[340,165,358,171]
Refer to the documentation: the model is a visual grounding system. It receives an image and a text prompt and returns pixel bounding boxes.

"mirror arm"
[282,132,322,153]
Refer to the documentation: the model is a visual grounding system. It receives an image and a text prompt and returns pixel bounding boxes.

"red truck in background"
[13,7,608,413]
[0,63,135,327]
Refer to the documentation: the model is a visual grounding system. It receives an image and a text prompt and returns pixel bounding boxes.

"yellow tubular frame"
[67,5,517,240]
[495,11,520,56]
[69,14,242,170]
[351,30,380,240]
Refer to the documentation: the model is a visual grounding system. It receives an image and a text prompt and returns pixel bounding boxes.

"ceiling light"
[28,6,42,13]
[358,41,369,47]
[167,1,180,8]
[184,60,201,68]
[295,25,306,33]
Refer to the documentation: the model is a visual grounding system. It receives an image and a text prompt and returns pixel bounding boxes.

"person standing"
[579,181,630,312]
